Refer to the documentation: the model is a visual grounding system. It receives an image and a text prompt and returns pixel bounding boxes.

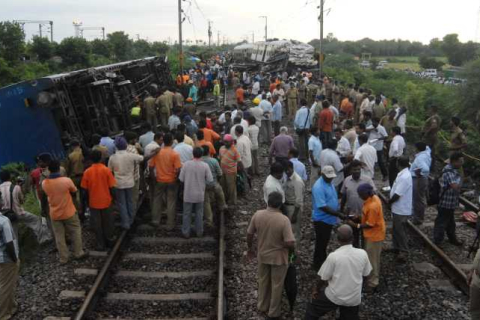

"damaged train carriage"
[0,56,172,167]
[231,40,317,72]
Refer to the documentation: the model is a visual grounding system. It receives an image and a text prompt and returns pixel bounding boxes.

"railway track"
[48,197,226,320]
[376,191,470,295]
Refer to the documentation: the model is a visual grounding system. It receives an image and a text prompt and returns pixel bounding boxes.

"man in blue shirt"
[272,95,283,136]
[312,166,346,271]
[294,98,312,161]
[410,142,431,225]
[99,128,116,156]
[289,148,308,181]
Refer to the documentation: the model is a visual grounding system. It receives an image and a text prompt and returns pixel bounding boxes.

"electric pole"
[319,0,324,77]
[217,31,220,47]
[208,20,212,47]
[15,20,54,42]
[178,0,184,82]
[259,16,267,41]
[251,31,255,43]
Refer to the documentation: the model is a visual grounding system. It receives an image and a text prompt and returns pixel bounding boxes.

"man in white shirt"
[234,126,252,170]
[319,140,344,189]
[144,133,163,158]
[284,161,305,240]
[173,132,193,165]
[138,123,155,149]
[168,108,182,130]
[354,134,377,179]
[288,148,308,181]
[367,117,388,181]
[334,128,351,159]
[294,99,311,161]
[388,126,406,187]
[308,128,323,189]
[259,95,273,145]
[263,162,285,205]
[252,80,260,96]
[305,224,372,320]
[247,117,260,176]
[388,156,412,262]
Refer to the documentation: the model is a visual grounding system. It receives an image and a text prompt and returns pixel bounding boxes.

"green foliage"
[29,36,54,62]
[90,39,112,58]
[107,31,133,61]
[1,162,26,178]
[0,21,25,63]
[56,37,90,67]
[418,55,445,70]
[458,58,480,123]
[441,34,479,66]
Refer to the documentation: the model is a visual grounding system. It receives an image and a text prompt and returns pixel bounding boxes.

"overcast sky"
[2,0,479,45]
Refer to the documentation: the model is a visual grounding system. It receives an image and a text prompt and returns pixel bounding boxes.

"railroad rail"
[376,191,469,295]
[58,195,227,320]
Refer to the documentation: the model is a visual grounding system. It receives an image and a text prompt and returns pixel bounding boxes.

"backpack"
[427,169,454,206]
[0,184,18,223]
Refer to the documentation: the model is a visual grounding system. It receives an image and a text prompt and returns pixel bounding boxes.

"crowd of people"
[0,63,479,320]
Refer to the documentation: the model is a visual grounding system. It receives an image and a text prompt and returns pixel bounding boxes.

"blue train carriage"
[0,56,172,167]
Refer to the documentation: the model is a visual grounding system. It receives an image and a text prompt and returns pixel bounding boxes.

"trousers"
[146,113,158,129]
[51,214,85,263]
[376,150,388,178]
[221,173,237,206]
[204,182,227,226]
[182,202,204,237]
[258,263,289,318]
[412,176,428,224]
[365,240,383,287]
[260,120,272,145]
[297,131,309,161]
[313,221,333,271]
[310,166,321,190]
[389,157,399,187]
[115,188,134,230]
[90,207,114,250]
[392,213,409,253]
[273,120,280,137]
[0,261,20,320]
[433,207,457,243]
[249,149,260,175]
[152,181,179,229]
[305,288,359,320]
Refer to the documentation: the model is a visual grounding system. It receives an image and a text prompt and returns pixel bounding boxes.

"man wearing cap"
[312,166,346,271]
[347,183,385,293]
[219,135,241,206]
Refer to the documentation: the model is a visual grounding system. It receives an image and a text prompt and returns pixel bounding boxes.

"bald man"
[305,224,372,320]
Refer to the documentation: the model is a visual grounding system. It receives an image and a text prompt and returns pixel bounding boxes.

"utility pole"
[178,0,184,82]
[259,16,267,41]
[251,31,255,43]
[39,24,42,38]
[15,20,54,42]
[208,20,212,47]
[50,21,53,42]
[217,31,220,47]
[318,0,324,77]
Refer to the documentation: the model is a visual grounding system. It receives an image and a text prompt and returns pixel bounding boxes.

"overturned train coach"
[231,40,317,72]
[0,56,172,167]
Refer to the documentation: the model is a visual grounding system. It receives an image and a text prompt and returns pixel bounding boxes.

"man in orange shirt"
[198,119,220,143]
[196,130,216,157]
[318,100,334,145]
[340,97,354,120]
[219,134,241,206]
[236,85,245,106]
[81,150,117,251]
[42,160,86,264]
[149,133,182,230]
[348,183,385,293]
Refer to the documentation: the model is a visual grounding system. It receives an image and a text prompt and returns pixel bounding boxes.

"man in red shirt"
[318,100,334,145]
[81,150,117,251]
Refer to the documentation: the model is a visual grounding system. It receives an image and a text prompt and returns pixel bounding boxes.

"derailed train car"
[0,56,172,167]
[231,40,317,72]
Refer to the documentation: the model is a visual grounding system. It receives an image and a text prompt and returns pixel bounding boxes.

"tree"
[0,21,25,63]
[132,39,152,59]
[30,36,54,62]
[458,58,480,126]
[56,37,90,67]
[418,55,445,70]
[91,39,112,58]
[151,41,169,55]
[107,31,133,61]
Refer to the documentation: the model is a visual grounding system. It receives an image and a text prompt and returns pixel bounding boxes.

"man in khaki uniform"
[298,80,307,101]
[156,89,173,127]
[247,191,295,319]
[422,105,441,171]
[450,116,467,154]
[286,84,299,121]
[143,93,158,129]
[66,141,84,219]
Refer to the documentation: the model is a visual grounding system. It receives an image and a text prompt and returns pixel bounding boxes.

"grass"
[371,56,450,72]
